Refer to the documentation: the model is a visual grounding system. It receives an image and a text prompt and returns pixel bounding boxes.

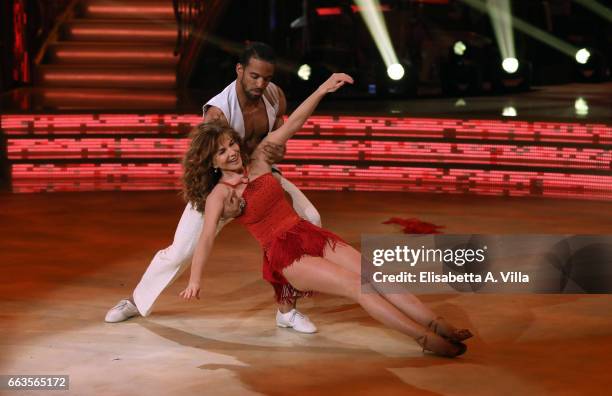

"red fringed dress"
[221,172,345,303]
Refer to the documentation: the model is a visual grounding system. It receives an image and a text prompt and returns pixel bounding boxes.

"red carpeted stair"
[64,20,176,43]
[35,0,177,90]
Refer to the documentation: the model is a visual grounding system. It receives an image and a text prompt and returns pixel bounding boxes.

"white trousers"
[132,172,321,316]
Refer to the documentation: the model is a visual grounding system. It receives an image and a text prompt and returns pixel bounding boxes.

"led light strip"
[3,114,611,200]
[6,138,611,172]
[10,163,612,200]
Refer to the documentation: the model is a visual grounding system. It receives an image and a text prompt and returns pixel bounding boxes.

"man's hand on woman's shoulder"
[222,189,245,219]
[262,142,286,164]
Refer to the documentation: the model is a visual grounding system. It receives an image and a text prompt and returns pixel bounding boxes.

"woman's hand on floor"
[180,282,201,300]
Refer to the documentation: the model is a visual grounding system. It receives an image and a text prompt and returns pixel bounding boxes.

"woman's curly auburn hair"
[182,121,247,212]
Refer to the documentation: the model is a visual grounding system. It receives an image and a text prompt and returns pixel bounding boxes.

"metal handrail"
[34,0,80,65]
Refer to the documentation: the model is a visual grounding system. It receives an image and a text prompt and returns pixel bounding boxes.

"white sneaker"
[276,309,317,334]
[105,299,140,323]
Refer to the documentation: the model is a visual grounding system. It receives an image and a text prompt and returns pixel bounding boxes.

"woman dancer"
[180,73,472,357]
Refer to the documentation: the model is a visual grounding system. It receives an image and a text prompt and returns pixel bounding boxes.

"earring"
[213,167,220,174]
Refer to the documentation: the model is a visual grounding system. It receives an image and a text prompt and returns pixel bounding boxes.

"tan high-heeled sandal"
[415,330,467,358]
[428,316,473,343]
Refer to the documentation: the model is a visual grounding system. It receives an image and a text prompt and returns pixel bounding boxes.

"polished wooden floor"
[1,190,612,395]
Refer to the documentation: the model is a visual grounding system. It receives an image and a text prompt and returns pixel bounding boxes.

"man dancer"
[105,42,320,333]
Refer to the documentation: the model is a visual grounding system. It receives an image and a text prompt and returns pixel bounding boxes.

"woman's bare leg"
[282,255,463,356]
[323,243,471,340]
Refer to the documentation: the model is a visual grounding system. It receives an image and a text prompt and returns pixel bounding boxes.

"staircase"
[35,0,178,107]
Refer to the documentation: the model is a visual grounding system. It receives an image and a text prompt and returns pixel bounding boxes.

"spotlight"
[575,98,589,116]
[354,0,403,82]
[453,41,467,56]
[502,106,517,117]
[493,57,532,91]
[441,40,487,95]
[379,61,416,97]
[575,48,591,65]
[387,63,405,80]
[297,64,311,81]
[502,57,519,74]
[574,47,610,81]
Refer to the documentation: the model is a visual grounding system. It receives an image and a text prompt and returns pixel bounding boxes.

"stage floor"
[1,190,612,395]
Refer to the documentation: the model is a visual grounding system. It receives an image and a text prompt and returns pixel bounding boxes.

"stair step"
[36,88,179,110]
[47,42,177,65]
[81,0,175,20]
[64,20,177,43]
[36,66,176,89]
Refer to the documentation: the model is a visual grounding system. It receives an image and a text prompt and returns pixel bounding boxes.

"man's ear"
[236,63,243,78]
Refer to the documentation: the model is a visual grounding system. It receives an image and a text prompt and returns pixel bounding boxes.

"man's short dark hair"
[239,42,276,67]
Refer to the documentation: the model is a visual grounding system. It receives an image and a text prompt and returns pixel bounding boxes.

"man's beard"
[241,80,262,101]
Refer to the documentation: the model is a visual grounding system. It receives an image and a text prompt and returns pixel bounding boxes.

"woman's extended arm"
[263,73,353,146]
[179,187,226,300]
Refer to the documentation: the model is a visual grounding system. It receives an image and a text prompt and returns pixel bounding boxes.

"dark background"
[1,0,611,96]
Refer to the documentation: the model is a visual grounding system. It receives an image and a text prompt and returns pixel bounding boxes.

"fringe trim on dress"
[262,219,346,303]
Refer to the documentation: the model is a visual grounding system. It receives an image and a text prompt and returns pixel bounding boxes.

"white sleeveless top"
[202,80,281,137]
